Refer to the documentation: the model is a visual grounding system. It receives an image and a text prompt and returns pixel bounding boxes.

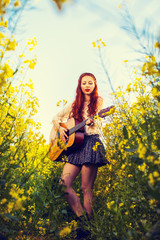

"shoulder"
[97,96,103,103]
[97,96,104,109]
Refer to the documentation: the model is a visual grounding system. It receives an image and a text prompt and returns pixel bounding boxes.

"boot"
[75,214,91,239]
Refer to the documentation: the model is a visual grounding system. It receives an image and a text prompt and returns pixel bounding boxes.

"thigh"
[60,163,81,187]
[81,164,98,189]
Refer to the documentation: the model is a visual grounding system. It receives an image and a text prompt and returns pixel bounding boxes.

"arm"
[49,103,72,143]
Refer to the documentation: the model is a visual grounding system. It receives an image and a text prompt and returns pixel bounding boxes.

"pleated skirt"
[58,134,108,167]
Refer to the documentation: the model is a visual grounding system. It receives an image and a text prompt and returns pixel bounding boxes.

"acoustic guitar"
[49,105,115,161]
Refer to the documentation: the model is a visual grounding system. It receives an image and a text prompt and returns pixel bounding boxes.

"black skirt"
[58,134,108,167]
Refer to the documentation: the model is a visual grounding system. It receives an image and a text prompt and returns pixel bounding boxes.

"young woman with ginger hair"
[50,72,108,238]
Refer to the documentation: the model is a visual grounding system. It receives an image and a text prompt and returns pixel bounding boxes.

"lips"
[85,89,90,92]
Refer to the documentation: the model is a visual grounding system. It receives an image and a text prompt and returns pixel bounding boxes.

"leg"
[81,164,98,218]
[60,163,84,217]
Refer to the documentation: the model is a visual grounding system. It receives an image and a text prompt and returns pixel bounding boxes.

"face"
[81,75,95,95]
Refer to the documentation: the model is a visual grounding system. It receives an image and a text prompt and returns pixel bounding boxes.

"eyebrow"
[82,80,93,83]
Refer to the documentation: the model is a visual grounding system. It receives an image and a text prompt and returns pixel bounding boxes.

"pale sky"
[18,0,160,142]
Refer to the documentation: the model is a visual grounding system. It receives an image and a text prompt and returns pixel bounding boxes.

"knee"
[81,184,92,194]
[59,178,72,193]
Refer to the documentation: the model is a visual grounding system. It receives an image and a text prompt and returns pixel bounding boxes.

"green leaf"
[124,147,138,152]
[131,154,144,165]
[123,125,128,139]
[3,213,18,221]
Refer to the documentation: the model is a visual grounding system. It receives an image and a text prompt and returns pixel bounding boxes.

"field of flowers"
[0,1,160,240]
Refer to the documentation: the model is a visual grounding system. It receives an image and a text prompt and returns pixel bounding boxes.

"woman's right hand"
[59,126,68,142]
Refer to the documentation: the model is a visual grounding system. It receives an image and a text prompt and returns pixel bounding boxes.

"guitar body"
[49,105,115,161]
[49,118,85,161]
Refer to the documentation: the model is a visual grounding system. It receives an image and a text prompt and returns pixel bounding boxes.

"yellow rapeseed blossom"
[93,141,101,151]
[0,20,8,27]
[2,0,10,8]
[92,42,96,47]
[119,202,124,208]
[148,173,154,186]
[154,41,160,48]
[157,102,160,114]
[149,199,158,207]
[153,171,159,178]
[59,226,71,238]
[6,38,18,51]
[138,162,147,172]
[106,200,115,209]
[14,0,21,7]
[0,198,7,205]
[152,87,160,98]
[0,63,14,79]
[126,83,132,92]
[137,143,147,159]
[27,37,37,51]
[24,58,37,69]
[92,38,106,48]
[14,197,26,211]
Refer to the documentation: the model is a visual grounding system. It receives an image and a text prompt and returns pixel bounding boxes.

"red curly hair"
[70,73,99,121]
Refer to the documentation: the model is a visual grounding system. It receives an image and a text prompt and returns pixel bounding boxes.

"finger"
[64,133,68,139]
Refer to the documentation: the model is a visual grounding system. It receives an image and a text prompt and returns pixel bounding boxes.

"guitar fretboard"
[68,119,87,135]
[68,115,96,136]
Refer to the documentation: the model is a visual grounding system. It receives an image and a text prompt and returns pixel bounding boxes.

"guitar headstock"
[98,105,115,118]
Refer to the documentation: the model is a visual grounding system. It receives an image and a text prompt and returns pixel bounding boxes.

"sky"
[19,0,160,142]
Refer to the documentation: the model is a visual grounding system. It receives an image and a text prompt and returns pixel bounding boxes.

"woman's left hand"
[86,118,94,126]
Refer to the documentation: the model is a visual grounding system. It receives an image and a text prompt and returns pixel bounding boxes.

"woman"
[50,73,107,234]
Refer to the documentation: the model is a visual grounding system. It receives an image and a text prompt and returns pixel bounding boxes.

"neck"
[84,94,90,102]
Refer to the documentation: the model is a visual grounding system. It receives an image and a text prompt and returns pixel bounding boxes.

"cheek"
[91,84,95,91]
[81,85,85,92]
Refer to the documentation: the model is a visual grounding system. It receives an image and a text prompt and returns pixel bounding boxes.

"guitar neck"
[68,115,95,136]
[67,105,114,136]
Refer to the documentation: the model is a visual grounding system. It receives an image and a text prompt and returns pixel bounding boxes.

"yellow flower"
[152,87,159,98]
[158,102,160,115]
[92,142,101,151]
[92,42,96,47]
[24,58,37,69]
[154,41,160,48]
[137,143,147,158]
[14,198,25,211]
[119,202,124,208]
[149,199,158,207]
[10,189,19,199]
[148,173,154,186]
[7,201,14,213]
[19,54,25,58]
[124,60,128,63]
[92,38,106,49]
[126,83,132,92]
[138,162,147,172]
[6,38,18,51]
[14,0,21,7]
[3,0,10,8]
[153,171,159,178]
[59,226,71,238]
[0,20,8,27]
[106,200,115,209]
[1,198,7,204]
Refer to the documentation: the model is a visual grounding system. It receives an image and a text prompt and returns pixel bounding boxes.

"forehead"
[81,75,95,83]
